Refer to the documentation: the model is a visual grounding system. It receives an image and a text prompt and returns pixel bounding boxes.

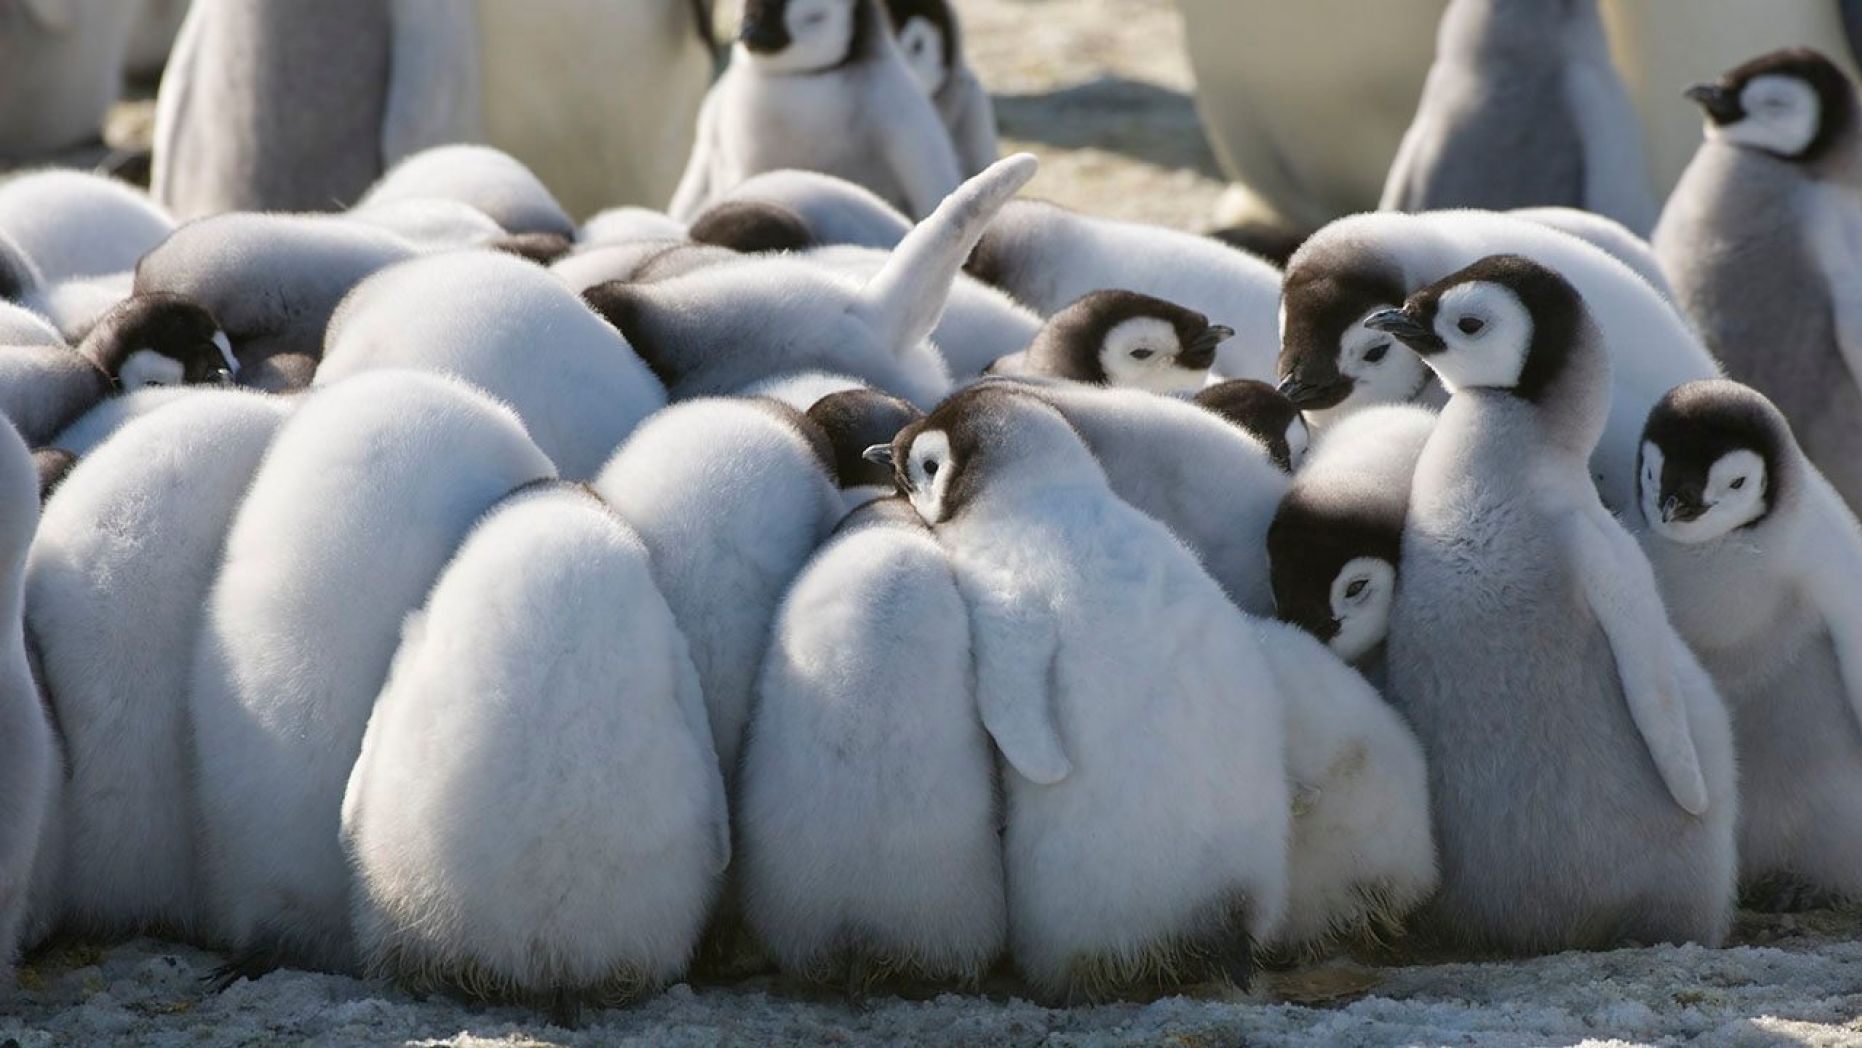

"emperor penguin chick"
[886,385,1290,1002]
[27,390,291,941]
[1637,380,1862,909]
[985,290,1232,396]
[343,484,728,1012]
[1194,380,1309,472]
[1252,619,1436,959]
[1655,48,1862,511]
[319,251,667,478]
[881,0,998,176]
[1268,405,1437,686]
[190,372,555,976]
[712,169,914,249]
[593,398,843,784]
[1370,255,1736,952]
[739,497,1004,991]
[669,0,962,221]
[0,418,56,972]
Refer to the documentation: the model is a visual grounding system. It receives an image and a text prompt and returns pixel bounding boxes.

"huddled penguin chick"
[1011,379,1288,617]
[27,391,292,940]
[1508,207,1673,299]
[190,372,555,979]
[0,293,235,447]
[881,0,998,176]
[1278,209,1720,512]
[578,207,690,249]
[0,170,175,284]
[710,169,914,248]
[804,386,925,506]
[799,243,1042,379]
[357,145,576,239]
[1268,406,1436,686]
[670,0,963,221]
[1636,380,1862,910]
[687,199,818,254]
[1655,48,1862,511]
[592,398,843,785]
[1252,619,1436,959]
[885,385,1289,1002]
[319,251,667,479]
[1380,0,1656,233]
[966,199,1282,382]
[985,290,1232,395]
[133,212,419,391]
[1372,254,1736,953]
[585,155,1037,408]
[346,198,508,252]
[1194,380,1308,472]
[739,497,1004,993]
[343,484,729,1018]
[0,417,57,973]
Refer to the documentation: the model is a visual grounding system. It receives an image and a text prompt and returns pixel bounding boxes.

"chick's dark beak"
[739,12,788,52]
[1660,490,1707,524]
[1275,372,1350,410]
[1177,324,1234,370]
[1364,308,1445,353]
[1685,82,1745,125]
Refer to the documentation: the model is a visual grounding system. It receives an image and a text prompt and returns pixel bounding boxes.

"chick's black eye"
[1730,477,1745,490]
[1457,316,1485,335]
[1363,343,1388,364]
[1130,348,1155,360]
[923,459,938,478]
[1345,579,1367,599]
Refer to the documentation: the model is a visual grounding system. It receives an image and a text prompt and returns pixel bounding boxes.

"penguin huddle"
[2,0,1862,1026]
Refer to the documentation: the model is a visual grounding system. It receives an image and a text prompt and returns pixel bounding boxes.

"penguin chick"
[1252,619,1436,960]
[739,497,1004,992]
[985,290,1232,396]
[1636,379,1862,910]
[585,155,1037,408]
[0,417,57,972]
[0,170,175,283]
[356,144,576,239]
[670,0,963,222]
[1268,406,1436,683]
[710,168,913,249]
[1655,48,1862,511]
[133,212,419,391]
[1194,379,1308,472]
[1380,0,1656,232]
[881,0,998,176]
[319,251,667,479]
[343,484,728,1011]
[687,200,818,254]
[1372,254,1736,952]
[806,386,924,492]
[964,198,1281,382]
[883,385,1290,1002]
[592,398,843,785]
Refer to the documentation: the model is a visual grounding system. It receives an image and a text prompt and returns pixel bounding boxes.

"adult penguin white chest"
[0,417,57,973]
[1654,48,1862,513]
[986,290,1231,395]
[343,484,728,1017]
[134,212,420,392]
[739,497,1004,993]
[887,385,1290,1002]
[319,251,666,479]
[593,398,842,785]
[190,372,555,978]
[1371,254,1736,953]
[584,155,1036,408]
[1268,405,1436,685]
[880,0,998,177]
[1379,0,1657,233]
[965,199,1281,382]
[669,0,963,222]
[26,391,291,941]
[0,171,174,285]
[1635,379,1862,909]
[1279,210,1721,513]
[1008,379,1289,618]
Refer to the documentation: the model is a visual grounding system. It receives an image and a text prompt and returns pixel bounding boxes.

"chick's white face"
[1639,443,1769,543]
[119,349,186,389]
[903,428,955,523]
[1424,282,1533,392]
[1328,555,1395,662]
[896,16,947,94]
[753,0,857,73]
[1098,316,1205,395]
[1284,415,1311,471]
[1715,75,1821,156]
[1340,309,1432,405]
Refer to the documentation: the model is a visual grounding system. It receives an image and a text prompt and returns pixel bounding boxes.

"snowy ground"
[7,3,1861,1046]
